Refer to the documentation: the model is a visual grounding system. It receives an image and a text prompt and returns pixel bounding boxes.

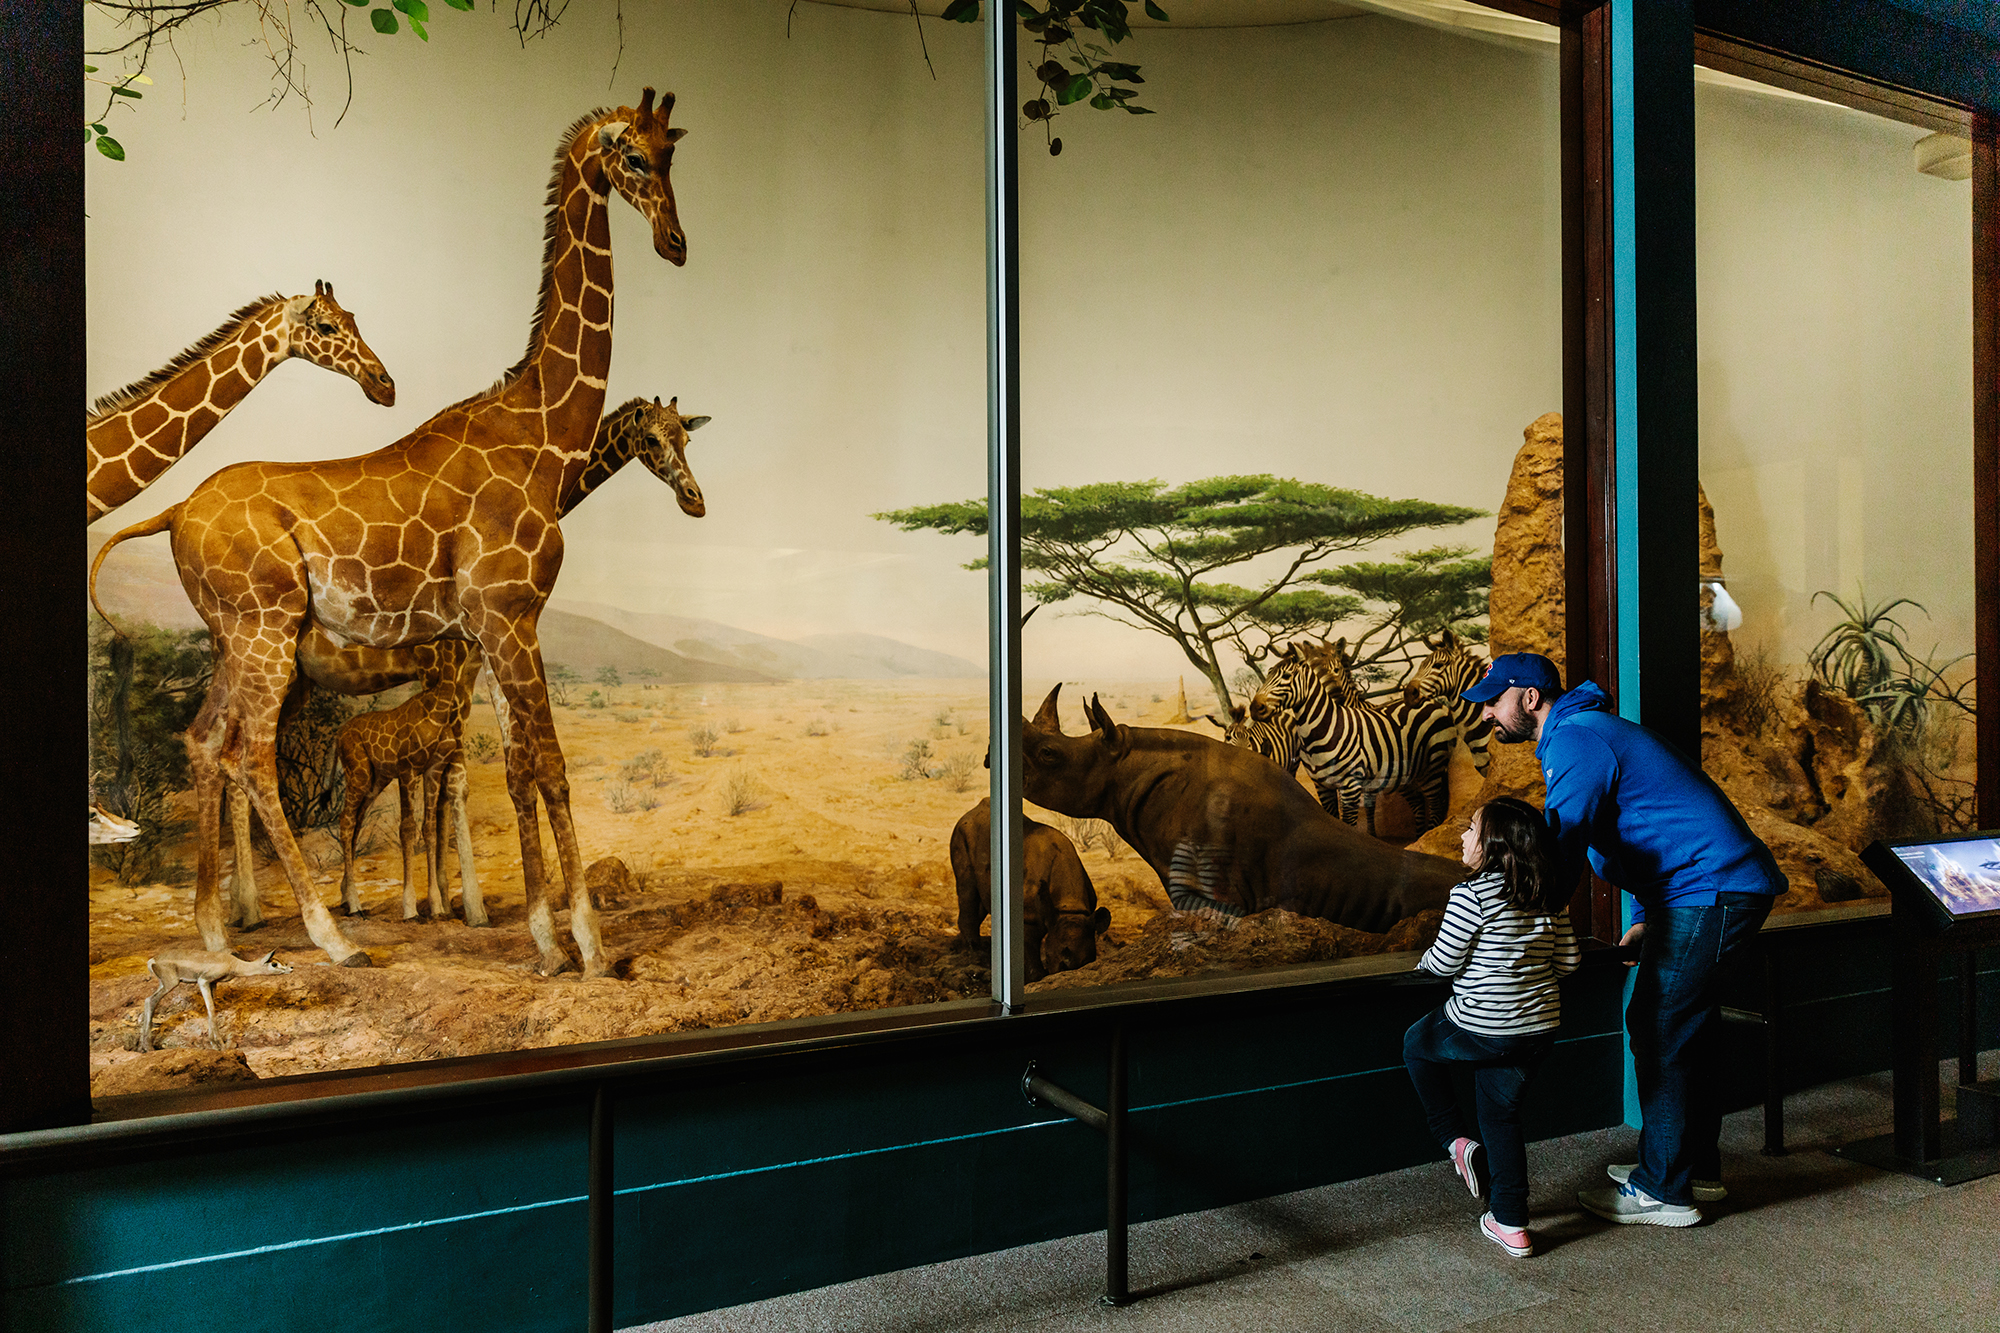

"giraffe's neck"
[86,301,290,520]
[561,404,644,517]
[502,121,621,508]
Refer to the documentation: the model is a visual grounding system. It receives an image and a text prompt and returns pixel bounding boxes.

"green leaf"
[91,122,108,134]
[1122,104,1156,114]
[83,126,93,142]
[942,0,980,19]
[1144,0,1169,19]
[393,0,429,19]
[344,0,368,6]
[409,15,428,38]
[95,135,126,161]
[84,64,98,72]
[442,0,474,7]
[1090,93,1113,109]
[371,7,399,33]
[112,86,142,99]
[1058,73,1093,105]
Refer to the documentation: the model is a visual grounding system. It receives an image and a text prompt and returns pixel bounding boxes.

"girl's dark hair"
[1474,795,1567,913]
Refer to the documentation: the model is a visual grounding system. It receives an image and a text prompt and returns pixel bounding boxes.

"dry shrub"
[899,739,936,781]
[1054,815,1126,859]
[939,751,977,792]
[1735,643,1786,737]
[724,717,746,734]
[689,724,721,758]
[804,717,830,737]
[725,767,767,816]
[467,732,500,764]
[605,779,659,814]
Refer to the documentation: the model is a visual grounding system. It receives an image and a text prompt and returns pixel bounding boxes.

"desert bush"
[689,724,722,758]
[899,739,937,781]
[725,767,767,816]
[725,717,745,734]
[1055,815,1126,859]
[586,690,607,710]
[804,717,830,737]
[1734,644,1786,738]
[572,752,603,768]
[467,732,500,764]
[1150,692,1163,703]
[605,779,659,814]
[939,751,978,792]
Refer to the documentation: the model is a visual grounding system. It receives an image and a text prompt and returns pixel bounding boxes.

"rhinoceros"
[1019,684,1462,932]
[951,797,1110,982]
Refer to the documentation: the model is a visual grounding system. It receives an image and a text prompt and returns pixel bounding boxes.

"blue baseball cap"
[1460,652,1565,704]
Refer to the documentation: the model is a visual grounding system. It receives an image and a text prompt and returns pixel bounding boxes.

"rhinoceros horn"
[1031,682,1064,732]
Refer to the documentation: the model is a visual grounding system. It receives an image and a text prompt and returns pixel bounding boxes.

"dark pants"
[1626,892,1773,1206]
[1403,1009,1553,1228]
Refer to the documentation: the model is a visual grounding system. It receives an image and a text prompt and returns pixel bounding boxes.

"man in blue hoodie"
[1463,653,1785,1228]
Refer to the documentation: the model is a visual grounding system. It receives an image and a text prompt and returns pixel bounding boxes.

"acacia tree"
[874,475,1486,714]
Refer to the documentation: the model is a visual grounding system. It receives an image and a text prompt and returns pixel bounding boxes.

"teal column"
[1609,0,1700,1129]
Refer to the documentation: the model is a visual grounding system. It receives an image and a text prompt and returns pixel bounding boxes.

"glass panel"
[85,4,986,1084]
[1694,69,1975,914]
[993,4,1564,989]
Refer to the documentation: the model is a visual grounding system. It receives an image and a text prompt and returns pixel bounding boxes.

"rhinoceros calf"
[951,798,1111,982]
[1020,685,1463,933]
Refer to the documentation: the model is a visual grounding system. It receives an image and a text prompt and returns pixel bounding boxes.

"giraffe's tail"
[90,503,181,635]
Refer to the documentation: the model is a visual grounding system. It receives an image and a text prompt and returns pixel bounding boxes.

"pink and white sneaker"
[1448,1137,1483,1198]
[1481,1212,1533,1257]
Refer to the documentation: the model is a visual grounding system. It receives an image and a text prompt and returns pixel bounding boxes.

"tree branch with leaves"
[874,475,1486,714]
[941,0,1168,155]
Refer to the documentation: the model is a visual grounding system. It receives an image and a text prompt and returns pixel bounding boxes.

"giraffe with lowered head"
[90,90,691,972]
[87,282,395,521]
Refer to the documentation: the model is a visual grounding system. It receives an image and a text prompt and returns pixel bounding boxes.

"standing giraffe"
[89,90,691,973]
[272,396,713,928]
[87,283,395,521]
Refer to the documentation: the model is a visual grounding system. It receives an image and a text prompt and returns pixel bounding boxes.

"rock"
[1488,412,1565,670]
[710,881,783,907]
[93,1049,258,1099]
[1031,907,1435,990]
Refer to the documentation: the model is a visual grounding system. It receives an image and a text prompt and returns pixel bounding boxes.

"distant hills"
[84,537,982,682]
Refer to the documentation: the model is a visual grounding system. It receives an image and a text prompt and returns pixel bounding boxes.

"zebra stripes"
[1207,704,1302,775]
[1250,647,1455,837]
[1404,629,1494,775]
[1167,839,1246,918]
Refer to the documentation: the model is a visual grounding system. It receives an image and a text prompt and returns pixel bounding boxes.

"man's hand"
[1618,921,1646,966]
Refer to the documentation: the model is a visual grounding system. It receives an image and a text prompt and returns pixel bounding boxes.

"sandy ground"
[90,679,1451,1094]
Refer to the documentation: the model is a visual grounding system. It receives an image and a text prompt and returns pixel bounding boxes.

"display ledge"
[5,940,1636,1173]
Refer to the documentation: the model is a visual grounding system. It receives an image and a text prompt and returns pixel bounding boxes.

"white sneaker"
[1579,1182,1701,1227]
[1606,1162,1726,1202]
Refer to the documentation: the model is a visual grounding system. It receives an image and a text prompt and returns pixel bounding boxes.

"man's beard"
[1493,714,1536,744]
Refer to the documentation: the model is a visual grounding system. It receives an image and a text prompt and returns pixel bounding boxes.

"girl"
[1403,795,1580,1257]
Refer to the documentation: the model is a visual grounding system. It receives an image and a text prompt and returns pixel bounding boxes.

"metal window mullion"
[985,1,1027,1011]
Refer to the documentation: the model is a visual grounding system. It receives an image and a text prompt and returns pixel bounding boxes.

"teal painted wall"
[5,970,1628,1331]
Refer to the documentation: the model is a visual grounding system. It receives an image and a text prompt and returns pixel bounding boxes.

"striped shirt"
[1417,870,1581,1036]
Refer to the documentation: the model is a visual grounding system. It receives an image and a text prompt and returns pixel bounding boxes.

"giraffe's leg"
[185,705,232,952]
[337,762,373,917]
[398,778,422,921]
[485,642,595,975]
[450,759,486,927]
[227,669,367,966]
[230,782,263,929]
[423,766,447,921]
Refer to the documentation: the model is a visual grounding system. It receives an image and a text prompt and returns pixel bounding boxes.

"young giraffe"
[90,91,690,972]
[87,282,395,521]
[334,638,485,923]
[278,396,712,928]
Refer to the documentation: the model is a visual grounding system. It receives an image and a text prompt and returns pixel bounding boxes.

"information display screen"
[1864,833,2000,933]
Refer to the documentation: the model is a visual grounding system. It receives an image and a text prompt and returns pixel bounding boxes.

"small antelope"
[137,946,293,1053]
[90,803,141,845]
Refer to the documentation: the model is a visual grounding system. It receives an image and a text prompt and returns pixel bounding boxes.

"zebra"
[1403,629,1494,775]
[1249,642,1456,837]
[1205,702,1302,776]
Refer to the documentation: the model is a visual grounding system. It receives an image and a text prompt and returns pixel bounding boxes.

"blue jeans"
[1626,892,1773,1205]
[1403,1009,1553,1228]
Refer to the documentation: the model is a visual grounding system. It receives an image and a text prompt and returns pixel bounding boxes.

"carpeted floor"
[628,1054,1998,1333]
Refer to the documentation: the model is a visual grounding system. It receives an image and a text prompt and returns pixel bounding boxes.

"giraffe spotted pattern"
[86,282,395,521]
[90,89,693,973]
